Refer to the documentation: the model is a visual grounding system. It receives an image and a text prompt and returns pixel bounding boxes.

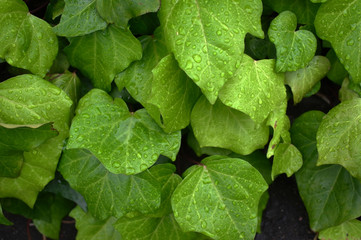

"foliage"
[0,0,361,239]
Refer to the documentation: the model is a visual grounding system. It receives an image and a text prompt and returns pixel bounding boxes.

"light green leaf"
[271,143,303,180]
[59,149,162,219]
[158,0,264,104]
[148,54,201,132]
[0,74,72,207]
[326,49,348,85]
[0,0,58,77]
[67,89,181,175]
[191,96,269,155]
[172,156,268,240]
[339,78,361,102]
[53,0,107,37]
[317,99,361,180]
[96,0,160,27]
[291,111,361,231]
[65,25,142,91]
[0,203,12,226]
[256,192,269,233]
[286,56,330,104]
[269,11,317,72]
[315,0,361,83]
[69,206,122,240]
[319,219,361,240]
[311,0,327,3]
[219,55,286,123]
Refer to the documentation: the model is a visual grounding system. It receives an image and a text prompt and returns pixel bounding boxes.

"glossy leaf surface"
[318,219,361,240]
[271,143,303,180]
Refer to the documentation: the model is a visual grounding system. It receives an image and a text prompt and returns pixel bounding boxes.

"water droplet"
[245,6,252,14]
[126,167,135,174]
[36,33,43,40]
[176,39,183,45]
[219,203,226,210]
[201,221,207,228]
[192,54,202,63]
[202,45,207,53]
[185,60,193,70]
[347,39,354,46]
[216,30,222,36]
[140,163,148,171]
[186,215,191,220]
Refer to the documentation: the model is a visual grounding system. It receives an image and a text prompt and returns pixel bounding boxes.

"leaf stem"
[29,1,49,14]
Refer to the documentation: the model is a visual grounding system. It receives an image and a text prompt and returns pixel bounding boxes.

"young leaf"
[286,56,330,104]
[0,203,12,226]
[158,0,264,104]
[64,25,142,91]
[96,0,160,27]
[53,0,107,37]
[271,143,303,180]
[59,149,162,220]
[269,11,317,72]
[339,78,361,102]
[191,96,269,155]
[317,99,361,180]
[291,111,361,231]
[0,0,58,77]
[326,49,348,85]
[318,219,361,240]
[0,74,72,207]
[315,0,361,83]
[172,156,268,240]
[67,89,181,175]
[219,55,286,123]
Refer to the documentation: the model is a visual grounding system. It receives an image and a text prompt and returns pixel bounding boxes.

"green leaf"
[311,0,327,3]
[291,111,361,231]
[317,99,361,180]
[0,123,58,178]
[0,0,58,77]
[129,13,160,35]
[256,192,269,233]
[59,149,162,219]
[315,0,361,83]
[53,0,107,37]
[268,11,317,72]
[0,203,12,226]
[148,54,201,132]
[172,156,268,240]
[65,25,142,91]
[286,56,330,104]
[96,0,160,27]
[67,89,181,175]
[191,96,269,155]
[318,219,361,240]
[339,78,361,102]
[0,74,72,207]
[69,206,122,240]
[271,143,303,180]
[158,0,264,104]
[326,49,348,85]
[48,0,65,20]
[219,55,286,123]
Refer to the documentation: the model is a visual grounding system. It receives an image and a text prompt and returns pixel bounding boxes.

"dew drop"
[347,39,354,46]
[36,32,43,40]
[201,221,207,229]
[192,54,202,63]
[216,30,222,36]
[185,60,193,70]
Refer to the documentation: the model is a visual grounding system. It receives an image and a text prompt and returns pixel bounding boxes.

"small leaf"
[65,25,142,91]
[172,156,268,240]
[326,49,348,85]
[53,0,107,37]
[191,96,269,155]
[269,11,317,72]
[158,0,264,104]
[339,78,361,102]
[318,219,361,240]
[271,143,303,180]
[0,203,12,226]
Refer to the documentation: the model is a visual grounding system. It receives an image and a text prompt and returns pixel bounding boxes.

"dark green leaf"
[0,203,12,226]
[319,219,361,240]
[326,49,348,85]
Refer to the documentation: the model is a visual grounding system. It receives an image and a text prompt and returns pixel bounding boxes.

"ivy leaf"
[317,99,361,180]
[53,0,107,37]
[69,206,122,240]
[339,78,361,102]
[268,11,317,72]
[326,49,348,85]
[0,203,12,226]
[191,96,269,155]
[271,143,303,180]
[0,0,58,77]
[0,74,72,207]
[291,111,361,231]
[0,123,58,178]
[172,156,268,240]
[158,0,264,104]
[311,0,327,3]
[59,148,162,220]
[96,0,160,27]
[318,219,361,240]
[67,89,181,175]
[315,0,361,83]
[219,55,286,123]
[286,56,330,104]
[64,25,142,92]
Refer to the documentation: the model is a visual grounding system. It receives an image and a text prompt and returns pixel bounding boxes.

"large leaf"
[172,156,268,240]
[53,0,107,37]
[67,89,181,175]
[291,111,361,231]
[64,25,142,91]
[316,99,361,180]
[59,149,162,219]
[191,96,269,155]
[158,0,264,104]
[271,143,303,180]
[219,55,286,123]
[0,74,72,207]
[286,56,330,104]
[96,0,160,27]
[318,219,361,240]
[315,0,361,83]
[0,0,58,76]
[269,11,317,72]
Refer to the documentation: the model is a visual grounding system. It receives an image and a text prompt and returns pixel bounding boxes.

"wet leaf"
[271,143,303,180]
[319,219,361,240]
